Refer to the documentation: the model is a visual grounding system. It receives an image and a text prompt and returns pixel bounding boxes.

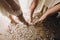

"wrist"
[39,13,47,21]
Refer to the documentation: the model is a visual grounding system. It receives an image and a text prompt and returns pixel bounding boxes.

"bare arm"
[39,3,60,21]
[4,0,29,25]
[30,0,39,22]
[34,3,60,24]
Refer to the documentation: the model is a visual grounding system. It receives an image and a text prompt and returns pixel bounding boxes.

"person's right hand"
[33,18,42,25]
[34,3,60,25]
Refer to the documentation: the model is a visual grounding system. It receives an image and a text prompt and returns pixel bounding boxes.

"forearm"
[30,0,38,10]
[45,4,60,17]
[39,4,60,21]
[30,0,39,22]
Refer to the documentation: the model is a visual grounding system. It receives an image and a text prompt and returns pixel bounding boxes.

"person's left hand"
[29,0,39,23]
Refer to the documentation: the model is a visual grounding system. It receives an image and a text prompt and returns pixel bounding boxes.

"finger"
[33,20,39,24]
[39,14,47,21]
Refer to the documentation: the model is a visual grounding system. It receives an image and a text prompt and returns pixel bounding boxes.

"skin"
[30,0,38,22]
[3,0,29,26]
[34,3,60,24]
[29,0,60,24]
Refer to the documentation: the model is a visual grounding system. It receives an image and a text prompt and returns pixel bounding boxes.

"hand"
[34,19,41,24]
[29,0,38,23]
[11,17,20,24]
[33,16,45,25]
[30,17,33,23]
[24,22,29,26]
[9,15,20,24]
